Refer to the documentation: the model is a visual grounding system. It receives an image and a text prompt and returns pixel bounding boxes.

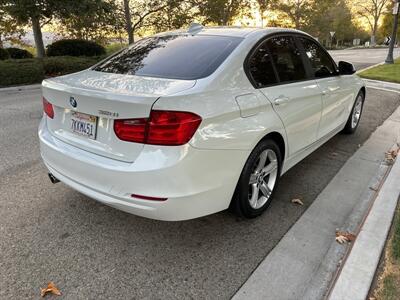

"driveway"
[0,86,399,299]
[329,47,400,70]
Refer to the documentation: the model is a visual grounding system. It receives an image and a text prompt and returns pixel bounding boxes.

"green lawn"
[372,206,400,300]
[359,58,400,84]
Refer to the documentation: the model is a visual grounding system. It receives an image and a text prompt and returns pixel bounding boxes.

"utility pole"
[385,0,400,64]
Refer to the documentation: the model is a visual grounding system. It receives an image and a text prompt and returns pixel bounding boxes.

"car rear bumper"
[39,118,249,221]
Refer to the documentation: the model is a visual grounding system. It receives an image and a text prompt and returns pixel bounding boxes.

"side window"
[300,37,337,78]
[248,41,278,87]
[266,36,307,83]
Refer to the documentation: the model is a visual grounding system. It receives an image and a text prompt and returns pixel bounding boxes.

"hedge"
[43,56,102,76]
[47,39,106,57]
[0,48,10,60]
[6,48,33,59]
[0,59,44,86]
[0,56,104,87]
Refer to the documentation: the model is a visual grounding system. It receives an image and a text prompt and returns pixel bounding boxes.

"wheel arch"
[259,131,286,163]
[360,86,366,98]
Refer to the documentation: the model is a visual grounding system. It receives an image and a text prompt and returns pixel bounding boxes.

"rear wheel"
[342,91,365,134]
[232,139,282,218]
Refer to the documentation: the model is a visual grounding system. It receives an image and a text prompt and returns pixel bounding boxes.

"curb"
[328,150,400,300]
[356,62,385,74]
[233,105,400,300]
[0,83,41,92]
[364,79,400,94]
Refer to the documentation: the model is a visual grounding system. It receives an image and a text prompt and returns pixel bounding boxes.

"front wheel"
[232,139,282,218]
[342,91,365,134]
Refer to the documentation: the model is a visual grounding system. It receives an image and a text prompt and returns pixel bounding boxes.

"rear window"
[93,34,242,80]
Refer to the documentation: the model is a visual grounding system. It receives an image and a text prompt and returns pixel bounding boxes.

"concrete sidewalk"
[233,104,400,299]
[329,149,400,300]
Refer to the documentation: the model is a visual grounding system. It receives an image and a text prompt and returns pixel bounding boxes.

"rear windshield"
[93,34,242,80]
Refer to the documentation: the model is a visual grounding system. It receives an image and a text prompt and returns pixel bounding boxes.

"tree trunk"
[123,0,134,44]
[371,19,378,46]
[31,16,45,58]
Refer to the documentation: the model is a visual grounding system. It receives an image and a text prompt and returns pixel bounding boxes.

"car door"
[249,35,322,157]
[298,37,352,138]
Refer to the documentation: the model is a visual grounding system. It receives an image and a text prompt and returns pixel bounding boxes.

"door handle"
[274,96,290,106]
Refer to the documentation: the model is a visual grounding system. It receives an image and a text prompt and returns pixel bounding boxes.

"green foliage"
[105,43,127,55]
[43,56,102,75]
[0,48,10,60]
[6,47,33,59]
[380,3,400,39]
[303,0,362,45]
[276,0,311,29]
[56,0,124,43]
[0,7,24,47]
[0,59,44,87]
[46,39,106,57]
[0,56,103,87]
[195,0,251,25]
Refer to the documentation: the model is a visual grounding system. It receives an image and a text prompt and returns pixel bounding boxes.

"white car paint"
[39,27,365,221]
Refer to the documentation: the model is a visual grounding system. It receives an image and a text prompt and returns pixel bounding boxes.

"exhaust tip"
[48,173,60,184]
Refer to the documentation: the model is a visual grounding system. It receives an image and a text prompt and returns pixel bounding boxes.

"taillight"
[42,97,54,119]
[114,110,202,146]
[114,118,147,143]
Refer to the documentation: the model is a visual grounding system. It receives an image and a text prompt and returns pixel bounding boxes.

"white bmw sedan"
[39,26,365,221]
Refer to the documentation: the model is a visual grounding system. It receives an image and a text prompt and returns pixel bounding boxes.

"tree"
[150,0,194,33]
[351,0,390,45]
[56,0,123,43]
[256,0,278,27]
[0,0,66,57]
[0,7,24,48]
[380,1,400,41]
[193,0,251,26]
[275,0,312,29]
[305,0,360,46]
[122,0,167,44]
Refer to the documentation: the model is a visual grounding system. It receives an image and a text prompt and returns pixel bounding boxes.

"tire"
[342,90,365,134]
[232,139,282,218]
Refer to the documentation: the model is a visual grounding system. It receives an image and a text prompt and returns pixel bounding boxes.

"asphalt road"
[329,47,400,71]
[1,87,399,298]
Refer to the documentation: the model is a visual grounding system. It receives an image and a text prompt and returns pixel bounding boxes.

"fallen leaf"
[291,198,304,206]
[40,282,61,297]
[335,235,348,244]
[385,147,400,164]
[335,231,356,244]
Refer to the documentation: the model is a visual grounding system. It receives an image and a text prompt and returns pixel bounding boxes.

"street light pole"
[385,0,400,64]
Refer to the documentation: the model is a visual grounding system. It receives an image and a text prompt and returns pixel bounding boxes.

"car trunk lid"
[42,70,196,162]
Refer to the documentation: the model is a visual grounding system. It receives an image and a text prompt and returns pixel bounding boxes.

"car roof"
[199,26,305,38]
[155,26,311,39]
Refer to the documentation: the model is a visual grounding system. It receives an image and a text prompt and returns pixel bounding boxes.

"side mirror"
[338,61,356,75]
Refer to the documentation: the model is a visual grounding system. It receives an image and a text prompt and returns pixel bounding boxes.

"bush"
[43,56,102,76]
[47,39,106,57]
[105,43,127,55]
[0,48,10,60]
[0,56,104,87]
[0,59,44,87]
[6,47,34,59]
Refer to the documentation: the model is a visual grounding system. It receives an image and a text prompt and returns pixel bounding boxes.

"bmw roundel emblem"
[69,96,77,108]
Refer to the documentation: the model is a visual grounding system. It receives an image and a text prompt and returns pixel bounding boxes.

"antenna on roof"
[188,23,204,34]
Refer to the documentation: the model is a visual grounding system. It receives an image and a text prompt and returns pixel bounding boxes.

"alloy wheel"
[248,149,278,209]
